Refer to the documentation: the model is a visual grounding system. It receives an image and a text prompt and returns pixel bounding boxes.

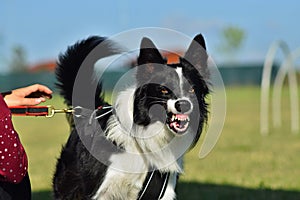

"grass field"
[12,86,300,200]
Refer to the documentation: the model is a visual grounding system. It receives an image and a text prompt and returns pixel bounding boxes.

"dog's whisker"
[149,100,165,103]
[148,101,166,105]
[147,96,167,101]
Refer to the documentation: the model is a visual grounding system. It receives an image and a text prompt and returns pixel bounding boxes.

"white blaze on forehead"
[175,67,183,96]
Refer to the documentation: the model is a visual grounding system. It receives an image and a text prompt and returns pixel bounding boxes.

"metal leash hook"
[46,106,75,118]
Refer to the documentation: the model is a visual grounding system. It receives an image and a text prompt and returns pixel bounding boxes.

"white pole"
[260,41,290,135]
[287,48,300,133]
[271,43,290,128]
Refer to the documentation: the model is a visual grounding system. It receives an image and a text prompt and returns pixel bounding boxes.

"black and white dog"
[53,34,209,200]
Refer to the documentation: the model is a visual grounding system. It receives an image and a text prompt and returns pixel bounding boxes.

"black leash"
[9,105,75,117]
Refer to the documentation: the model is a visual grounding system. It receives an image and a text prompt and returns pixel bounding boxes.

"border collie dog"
[53,34,209,200]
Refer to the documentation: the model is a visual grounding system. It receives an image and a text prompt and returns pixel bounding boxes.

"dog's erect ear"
[184,34,209,77]
[137,37,165,81]
[138,37,165,65]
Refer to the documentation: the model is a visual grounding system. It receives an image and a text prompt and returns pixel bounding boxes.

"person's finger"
[25,91,52,99]
[13,84,53,98]
[19,97,43,106]
[34,84,53,94]
[25,84,53,95]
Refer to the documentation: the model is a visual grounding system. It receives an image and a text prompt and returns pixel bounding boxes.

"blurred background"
[1,1,300,87]
[1,1,300,199]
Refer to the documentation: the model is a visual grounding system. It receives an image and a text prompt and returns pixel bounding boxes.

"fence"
[0,64,280,93]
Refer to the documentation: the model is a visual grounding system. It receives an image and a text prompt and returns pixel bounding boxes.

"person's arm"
[3,84,52,107]
[0,84,52,183]
[0,94,28,183]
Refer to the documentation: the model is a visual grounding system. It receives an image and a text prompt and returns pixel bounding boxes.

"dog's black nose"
[175,99,192,113]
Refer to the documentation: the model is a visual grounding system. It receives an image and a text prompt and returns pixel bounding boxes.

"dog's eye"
[161,88,169,94]
[189,87,195,94]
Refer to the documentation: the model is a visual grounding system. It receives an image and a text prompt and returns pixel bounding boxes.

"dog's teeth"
[172,115,175,121]
[171,114,190,122]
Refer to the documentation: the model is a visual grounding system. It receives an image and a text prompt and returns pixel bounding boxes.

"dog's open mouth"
[166,113,190,134]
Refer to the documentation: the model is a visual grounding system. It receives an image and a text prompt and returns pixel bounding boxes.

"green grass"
[12,86,300,200]
[12,95,69,197]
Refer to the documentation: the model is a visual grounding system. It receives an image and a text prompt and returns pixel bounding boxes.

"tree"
[9,45,28,73]
[218,25,246,62]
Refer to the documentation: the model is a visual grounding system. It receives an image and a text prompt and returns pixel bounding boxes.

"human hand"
[3,84,53,107]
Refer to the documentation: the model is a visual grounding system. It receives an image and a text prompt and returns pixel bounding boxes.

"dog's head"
[133,34,209,143]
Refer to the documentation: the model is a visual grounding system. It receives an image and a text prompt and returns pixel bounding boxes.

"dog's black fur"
[53,34,209,199]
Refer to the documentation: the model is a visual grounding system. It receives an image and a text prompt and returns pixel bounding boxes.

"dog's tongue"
[170,121,188,132]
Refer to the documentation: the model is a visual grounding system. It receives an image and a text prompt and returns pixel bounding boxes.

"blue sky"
[0,0,299,72]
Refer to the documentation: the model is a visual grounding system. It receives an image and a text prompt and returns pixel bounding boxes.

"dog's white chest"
[92,168,177,200]
[92,168,146,200]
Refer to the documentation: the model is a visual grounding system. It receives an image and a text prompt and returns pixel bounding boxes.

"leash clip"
[46,106,75,118]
